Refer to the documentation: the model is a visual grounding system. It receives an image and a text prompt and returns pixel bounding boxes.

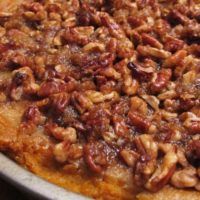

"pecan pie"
[0,0,200,199]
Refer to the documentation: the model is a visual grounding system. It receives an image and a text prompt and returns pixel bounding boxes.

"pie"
[0,0,200,199]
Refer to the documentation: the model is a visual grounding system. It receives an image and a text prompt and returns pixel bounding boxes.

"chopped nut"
[171,167,198,188]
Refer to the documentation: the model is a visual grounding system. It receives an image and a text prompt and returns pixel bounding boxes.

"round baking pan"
[0,153,90,200]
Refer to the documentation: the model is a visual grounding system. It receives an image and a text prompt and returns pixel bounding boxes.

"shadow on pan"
[0,153,90,200]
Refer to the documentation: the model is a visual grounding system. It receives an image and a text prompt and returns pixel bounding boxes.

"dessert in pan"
[0,0,199,199]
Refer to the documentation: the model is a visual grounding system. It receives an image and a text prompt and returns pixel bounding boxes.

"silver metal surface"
[0,153,90,200]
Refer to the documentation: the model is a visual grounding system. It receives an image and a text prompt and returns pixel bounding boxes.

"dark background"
[0,178,27,200]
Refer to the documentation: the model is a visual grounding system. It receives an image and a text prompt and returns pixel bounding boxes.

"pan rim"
[0,153,90,200]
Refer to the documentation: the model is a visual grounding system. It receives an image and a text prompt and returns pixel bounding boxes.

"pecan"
[150,69,172,93]
[129,30,142,46]
[10,67,39,100]
[77,3,99,26]
[83,53,115,70]
[183,113,200,135]
[115,60,139,95]
[38,79,66,97]
[71,91,93,113]
[112,98,130,116]
[127,62,153,82]
[46,3,61,13]
[187,140,200,165]
[67,143,83,160]
[179,98,196,111]
[137,45,171,59]
[8,52,30,68]
[164,36,185,53]
[113,115,129,137]
[120,149,139,167]
[156,125,174,142]
[63,27,93,46]
[141,95,159,111]
[100,13,125,39]
[100,13,134,58]
[83,42,105,52]
[154,19,171,36]
[7,29,37,50]
[81,106,111,134]
[128,16,144,28]
[177,148,189,168]
[122,74,139,96]
[163,50,187,68]
[188,122,200,135]
[23,2,44,13]
[50,92,70,114]
[85,90,119,103]
[101,130,117,143]
[98,67,121,80]
[171,167,198,188]
[84,142,108,173]
[46,123,77,143]
[23,105,45,125]
[20,105,46,133]
[181,22,200,41]
[134,135,158,186]
[130,96,148,115]
[141,33,163,49]
[145,144,178,192]
[0,92,6,102]
[106,38,117,54]
[117,38,134,58]
[53,141,70,163]
[168,10,189,25]
[128,111,150,132]
[77,9,91,26]
[54,142,83,163]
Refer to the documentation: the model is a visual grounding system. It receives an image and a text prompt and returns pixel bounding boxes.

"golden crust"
[137,186,200,200]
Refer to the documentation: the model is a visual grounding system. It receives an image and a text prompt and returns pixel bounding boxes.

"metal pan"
[0,153,90,200]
